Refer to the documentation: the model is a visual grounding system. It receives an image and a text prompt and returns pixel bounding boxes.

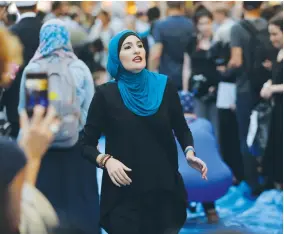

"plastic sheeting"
[180,182,283,234]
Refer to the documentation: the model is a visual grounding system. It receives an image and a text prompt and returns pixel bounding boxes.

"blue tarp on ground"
[180,183,283,234]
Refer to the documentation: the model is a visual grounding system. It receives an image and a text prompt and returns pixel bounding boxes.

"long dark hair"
[269,12,283,32]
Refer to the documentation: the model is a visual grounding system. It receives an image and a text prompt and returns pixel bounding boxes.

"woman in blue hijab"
[82,30,208,234]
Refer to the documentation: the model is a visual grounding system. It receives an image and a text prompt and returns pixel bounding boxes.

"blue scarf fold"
[107,30,167,116]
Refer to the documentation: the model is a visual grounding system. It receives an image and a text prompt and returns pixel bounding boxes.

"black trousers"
[107,190,187,234]
[218,108,244,182]
[236,93,259,189]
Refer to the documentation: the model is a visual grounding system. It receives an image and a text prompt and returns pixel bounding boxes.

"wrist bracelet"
[103,155,113,168]
[98,154,110,168]
[185,146,195,156]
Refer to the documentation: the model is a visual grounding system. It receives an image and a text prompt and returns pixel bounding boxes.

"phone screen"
[25,72,48,117]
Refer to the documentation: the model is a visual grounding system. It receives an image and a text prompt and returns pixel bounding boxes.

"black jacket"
[2,17,42,123]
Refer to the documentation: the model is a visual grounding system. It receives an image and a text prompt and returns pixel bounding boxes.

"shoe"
[205,209,219,224]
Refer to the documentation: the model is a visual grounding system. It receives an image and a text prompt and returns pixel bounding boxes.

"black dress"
[82,80,194,233]
[263,59,283,184]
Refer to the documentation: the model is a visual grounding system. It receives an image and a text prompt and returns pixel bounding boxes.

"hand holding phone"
[25,72,49,118]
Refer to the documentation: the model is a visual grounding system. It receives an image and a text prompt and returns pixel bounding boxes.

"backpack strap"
[239,20,258,74]
[240,20,258,38]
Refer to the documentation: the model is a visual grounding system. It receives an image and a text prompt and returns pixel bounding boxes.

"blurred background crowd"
[0,1,283,234]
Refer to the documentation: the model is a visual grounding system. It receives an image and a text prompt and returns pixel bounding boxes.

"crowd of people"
[0,1,282,234]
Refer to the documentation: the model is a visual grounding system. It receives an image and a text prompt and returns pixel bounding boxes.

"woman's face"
[197,16,213,38]
[269,24,283,49]
[119,35,146,73]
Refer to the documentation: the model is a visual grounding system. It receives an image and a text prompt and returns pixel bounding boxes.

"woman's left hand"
[186,152,208,180]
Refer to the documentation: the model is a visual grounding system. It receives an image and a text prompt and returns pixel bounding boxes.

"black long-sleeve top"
[81,79,193,228]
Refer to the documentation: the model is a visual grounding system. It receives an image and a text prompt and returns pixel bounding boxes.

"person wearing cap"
[2,1,42,139]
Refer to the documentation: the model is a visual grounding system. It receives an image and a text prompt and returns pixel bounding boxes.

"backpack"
[33,58,81,148]
[240,20,275,94]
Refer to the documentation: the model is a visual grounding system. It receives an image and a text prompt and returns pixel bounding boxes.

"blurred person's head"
[91,38,104,53]
[167,1,185,15]
[167,1,185,10]
[147,6,160,24]
[261,4,283,21]
[6,13,17,26]
[51,1,69,17]
[136,11,148,23]
[268,13,283,49]
[31,19,76,62]
[125,15,136,31]
[15,1,37,14]
[194,8,214,38]
[36,10,46,22]
[97,10,111,27]
[0,139,27,234]
[0,27,23,87]
[70,12,80,24]
[213,5,230,24]
[243,1,263,13]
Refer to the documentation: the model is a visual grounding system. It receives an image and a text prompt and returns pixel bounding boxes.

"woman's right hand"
[19,105,60,161]
[105,158,132,187]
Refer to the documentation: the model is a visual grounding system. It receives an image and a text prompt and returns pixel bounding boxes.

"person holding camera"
[189,8,219,139]
[0,26,60,234]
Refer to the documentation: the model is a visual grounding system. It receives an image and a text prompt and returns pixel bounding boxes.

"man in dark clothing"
[148,1,195,91]
[228,1,267,194]
[74,38,105,74]
[2,1,42,138]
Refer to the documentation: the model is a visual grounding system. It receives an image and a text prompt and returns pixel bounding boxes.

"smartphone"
[25,72,49,118]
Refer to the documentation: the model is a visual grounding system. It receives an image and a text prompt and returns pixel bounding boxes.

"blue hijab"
[107,30,167,116]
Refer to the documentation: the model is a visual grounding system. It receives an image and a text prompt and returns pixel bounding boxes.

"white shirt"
[213,18,235,45]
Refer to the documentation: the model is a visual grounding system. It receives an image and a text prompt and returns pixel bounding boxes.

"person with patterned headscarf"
[18,19,100,234]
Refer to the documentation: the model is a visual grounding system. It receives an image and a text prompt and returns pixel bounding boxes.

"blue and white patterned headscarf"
[31,19,77,62]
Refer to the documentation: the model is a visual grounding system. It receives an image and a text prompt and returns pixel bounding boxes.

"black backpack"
[240,20,275,95]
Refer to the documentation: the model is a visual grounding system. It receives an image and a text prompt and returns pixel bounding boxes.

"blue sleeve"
[230,24,243,48]
[152,21,163,44]
[69,60,95,130]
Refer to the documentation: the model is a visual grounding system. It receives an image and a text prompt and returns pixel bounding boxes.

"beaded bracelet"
[98,154,111,168]
[98,154,113,169]
[103,155,113,168]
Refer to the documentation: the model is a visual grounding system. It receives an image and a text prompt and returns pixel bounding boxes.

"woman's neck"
[244,10,260,20]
